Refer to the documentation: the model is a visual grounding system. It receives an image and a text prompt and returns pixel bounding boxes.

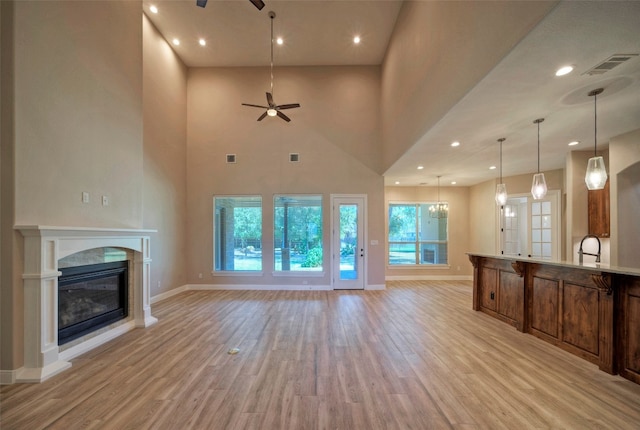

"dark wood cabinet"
[469,254,640,385]
[588,180,610,237]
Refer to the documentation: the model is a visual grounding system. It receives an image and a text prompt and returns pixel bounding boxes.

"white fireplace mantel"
[14,225,158,383]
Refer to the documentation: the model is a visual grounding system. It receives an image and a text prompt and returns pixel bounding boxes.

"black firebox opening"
[58,261,129,345]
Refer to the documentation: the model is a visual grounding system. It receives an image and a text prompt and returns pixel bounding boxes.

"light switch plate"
[82,192,90,203]
[102,196,109,206]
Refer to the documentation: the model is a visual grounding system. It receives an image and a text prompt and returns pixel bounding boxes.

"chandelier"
[429,176,449,219]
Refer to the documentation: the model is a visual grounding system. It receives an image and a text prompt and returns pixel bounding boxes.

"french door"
[500,190,560,260]
[331,195,366,290]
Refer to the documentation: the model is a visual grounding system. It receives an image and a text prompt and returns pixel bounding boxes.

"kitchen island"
[467,253,640,384]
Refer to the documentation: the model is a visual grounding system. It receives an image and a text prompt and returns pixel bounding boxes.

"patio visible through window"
[214,196,262,272]
[274,195,323,272]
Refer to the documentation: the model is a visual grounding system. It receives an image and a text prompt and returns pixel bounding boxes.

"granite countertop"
[466,252,640,277]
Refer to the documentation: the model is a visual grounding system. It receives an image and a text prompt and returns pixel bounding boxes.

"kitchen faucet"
[578,234,601,263]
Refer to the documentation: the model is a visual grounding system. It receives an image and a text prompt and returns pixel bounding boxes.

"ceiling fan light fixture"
[241,11,300,122]
[585,88,608,190]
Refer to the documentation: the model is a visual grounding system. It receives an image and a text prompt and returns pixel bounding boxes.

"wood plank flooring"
[2,280,640,429]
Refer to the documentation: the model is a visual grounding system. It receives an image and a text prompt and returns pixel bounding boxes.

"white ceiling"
[144,0,640,188]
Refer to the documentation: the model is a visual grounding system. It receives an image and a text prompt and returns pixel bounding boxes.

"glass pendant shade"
[531,173,547,200]
[495,183,508,205]
[585,89,607,190]
[531,119,547,200]
[585,156,608,190]
[495,138,507,206]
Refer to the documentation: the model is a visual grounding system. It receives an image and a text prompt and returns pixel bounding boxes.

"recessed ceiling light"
[172,38,180,46]
[199,38,206,46]
[353,36,361,44]
[417,165,424,170]
[276,37,283,45]
[394,181,400,185]
[149,5,158,14]
[568,140,580,146]
[451,181,457,185]
[555,65,574,76]
[451,141,460,147]
[489,166,497,170]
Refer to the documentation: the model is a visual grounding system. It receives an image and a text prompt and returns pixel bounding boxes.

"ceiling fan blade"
[257,111,268,121]
[242,103,269,109]
[277,111,291,122]
[250,0,265,11]
[276,103,301,110]
[196,0,208,8]
[266,92,274,107]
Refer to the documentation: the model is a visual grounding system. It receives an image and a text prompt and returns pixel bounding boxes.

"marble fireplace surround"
[15,226,158,383]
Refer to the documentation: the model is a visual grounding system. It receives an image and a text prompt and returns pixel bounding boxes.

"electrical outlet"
[198,273,203,279]
[490,291,495,300]
[102,195,109,206]
[82,192,90,203]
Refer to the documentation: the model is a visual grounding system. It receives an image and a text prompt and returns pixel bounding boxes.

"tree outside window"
[214,196,262,271]
[388,203,448,265]
[274,195,323,271]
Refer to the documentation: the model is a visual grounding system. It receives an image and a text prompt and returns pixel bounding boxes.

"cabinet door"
[588,181,610,237]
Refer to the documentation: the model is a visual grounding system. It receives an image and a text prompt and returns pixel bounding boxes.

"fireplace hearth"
[58,261,129,345]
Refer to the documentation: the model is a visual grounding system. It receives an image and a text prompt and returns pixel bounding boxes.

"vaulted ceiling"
[144,0,640,187]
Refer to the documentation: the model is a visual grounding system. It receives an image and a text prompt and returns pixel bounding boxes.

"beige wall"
[142,15,188,296]
[1,0,22,371]
[469,180,498,255]
[186,66,385,287]
[609,128,640,267]
[13,1,144,227]
[380,1,556,171]
[2,0,144,373]
[385,185,472,278]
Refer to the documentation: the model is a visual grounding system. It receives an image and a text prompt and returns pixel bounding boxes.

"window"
[274,195,323,272]
[388,203,448,265]
[214,196,262,272]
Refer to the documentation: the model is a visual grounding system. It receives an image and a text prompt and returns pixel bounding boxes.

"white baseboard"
[366,284,386,290]
[0,369,16,385]
[385,275,473,281]
[151,285,188,304]
[186,284,333,291]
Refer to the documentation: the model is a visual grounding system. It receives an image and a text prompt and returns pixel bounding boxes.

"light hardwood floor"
[2,280,640,429]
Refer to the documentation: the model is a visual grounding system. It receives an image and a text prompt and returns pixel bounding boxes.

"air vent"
[583,54,638,76]
[289,153,299,162]
[226,154,236,163]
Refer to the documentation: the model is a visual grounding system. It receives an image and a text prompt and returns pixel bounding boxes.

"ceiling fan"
[196,0,265,11]
[242,11,301,122]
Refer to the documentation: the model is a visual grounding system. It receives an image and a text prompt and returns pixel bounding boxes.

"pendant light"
[531,118,547,200]
[495,138,508,206]
[429,175,449,219]
[585,88,608,190]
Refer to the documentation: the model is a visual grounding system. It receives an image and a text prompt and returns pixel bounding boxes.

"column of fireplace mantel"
[15,226,158,383]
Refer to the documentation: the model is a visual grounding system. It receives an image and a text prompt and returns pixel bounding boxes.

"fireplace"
[13,225,157,384]
[58,261,129,345]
